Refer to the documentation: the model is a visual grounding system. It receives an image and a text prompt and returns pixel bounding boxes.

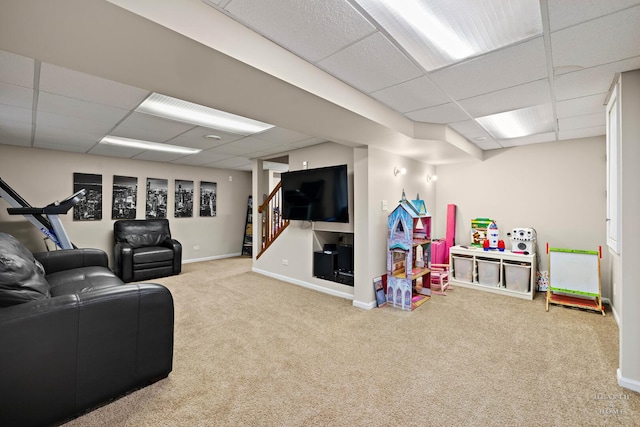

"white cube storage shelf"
[449,246,537,300]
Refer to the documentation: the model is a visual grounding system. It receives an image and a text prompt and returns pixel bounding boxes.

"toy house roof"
[393,191,430,219]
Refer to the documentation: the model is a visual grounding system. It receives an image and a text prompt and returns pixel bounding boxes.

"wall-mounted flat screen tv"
[281,164,349,223]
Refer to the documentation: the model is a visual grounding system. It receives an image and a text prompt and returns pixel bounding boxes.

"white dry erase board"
[548,248,600,298]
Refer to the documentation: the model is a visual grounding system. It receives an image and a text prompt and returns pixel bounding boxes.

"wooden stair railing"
[256,181,290,259]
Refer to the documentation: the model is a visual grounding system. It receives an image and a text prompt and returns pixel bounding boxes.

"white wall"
[253,142,355,298]
[355,146,436,306]
[254,142,437,307]
[434,136,608,296]
[0,145,251,266]
[615,70,640,392]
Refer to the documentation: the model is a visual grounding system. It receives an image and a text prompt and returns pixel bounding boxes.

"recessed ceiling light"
[100,136,202,154]
[136,93,274,135]
[353,0,542,71]
[204,134,222,140]
[475,105,554,140]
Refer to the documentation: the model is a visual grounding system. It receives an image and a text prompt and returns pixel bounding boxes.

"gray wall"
[435,136,608,296]
[0,144,251,266]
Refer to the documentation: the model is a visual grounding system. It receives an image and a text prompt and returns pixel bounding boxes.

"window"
[606,78,621,253]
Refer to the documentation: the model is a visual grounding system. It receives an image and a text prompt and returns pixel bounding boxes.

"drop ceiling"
[0,0,639,171]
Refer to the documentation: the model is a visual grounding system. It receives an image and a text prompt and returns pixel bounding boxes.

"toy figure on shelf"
[483,221,505,251]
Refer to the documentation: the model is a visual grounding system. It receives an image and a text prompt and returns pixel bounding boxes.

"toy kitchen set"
[449,219,538,300]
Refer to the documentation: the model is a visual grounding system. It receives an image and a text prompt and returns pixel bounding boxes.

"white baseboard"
[183,252,242,264]
[352,299,376,310]
[252,267,354,301]
[617,369,640,393]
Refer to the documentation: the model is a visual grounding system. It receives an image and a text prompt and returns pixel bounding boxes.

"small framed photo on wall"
[175,179,194,218]
[73,172,102,221]
[200,181,217,217]
[112,175,138,219]
[146,177,168,219]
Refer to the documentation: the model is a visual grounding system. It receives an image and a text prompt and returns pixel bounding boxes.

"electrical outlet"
[229,175,232,181]
[193,245,200,251]
[303,161,308,169]
[282,259,288,266]
[381,200,388,211]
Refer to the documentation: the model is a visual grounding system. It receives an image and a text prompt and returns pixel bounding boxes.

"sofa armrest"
[34,248,109,275]
[168,239,182,274]
[0,283,174,427]
[113,242,134,282]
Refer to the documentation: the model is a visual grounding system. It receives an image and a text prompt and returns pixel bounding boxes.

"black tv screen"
[281,164,349,223]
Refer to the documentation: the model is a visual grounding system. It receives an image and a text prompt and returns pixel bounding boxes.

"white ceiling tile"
[547,0,640,31]
[33,125,102,152]
[317,32,423,93]
[0,119,32,147]
[215,136,278,155]
[406,102,469,124]
[429,37,547,100]
[0,82,34,109]
[37,92,129,126]
[0,49,34,88]
[36,111,117,134]
[171,150,235,166]
[448,120,487,135]
[458,79,551,118]
[207,156,252,169]
[498,131,557,147]
[39,62,149,109]
[554,56,640,100]
[369,75,450,113]
[559,125,606,140]
[111,112,195,142]
[556,93,606,118]
[252,126,311,144]
[551,6,640,71]
[0,104,32,124]
[223,0,375,63]
[558,112,605,131]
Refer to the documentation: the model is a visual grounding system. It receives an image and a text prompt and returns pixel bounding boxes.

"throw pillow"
[0,233,51,307]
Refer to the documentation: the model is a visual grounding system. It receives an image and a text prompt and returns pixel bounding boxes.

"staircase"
[256,181,289,259]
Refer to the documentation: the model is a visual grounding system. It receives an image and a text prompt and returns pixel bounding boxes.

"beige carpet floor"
[63,257,639,426]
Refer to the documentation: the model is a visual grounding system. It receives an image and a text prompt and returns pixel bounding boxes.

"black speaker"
[314,251,337,279]
[337,245,354,273]
[323,243,337,251]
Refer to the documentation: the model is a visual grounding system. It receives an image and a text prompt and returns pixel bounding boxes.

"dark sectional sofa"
[0,233,174,427]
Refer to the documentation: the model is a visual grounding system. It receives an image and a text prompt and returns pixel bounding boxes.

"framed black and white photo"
[200,181,217,217]
[175,179,194,218]
[73,172,102,221]
[112,175,138,219]
[146,177,168,219]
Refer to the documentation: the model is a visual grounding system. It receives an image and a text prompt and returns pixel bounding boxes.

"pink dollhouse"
[386,191,432,310]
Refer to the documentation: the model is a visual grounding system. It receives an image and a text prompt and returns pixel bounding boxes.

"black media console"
[313,242,354,286]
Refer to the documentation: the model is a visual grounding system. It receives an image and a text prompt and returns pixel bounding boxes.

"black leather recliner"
[114,219,182,283]
[0,233,174,427]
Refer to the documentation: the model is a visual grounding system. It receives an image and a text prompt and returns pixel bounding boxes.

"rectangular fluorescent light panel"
[475,104,555,139]
[353,0,542,70]
[100,136,202,154]
[136,93,274,136]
